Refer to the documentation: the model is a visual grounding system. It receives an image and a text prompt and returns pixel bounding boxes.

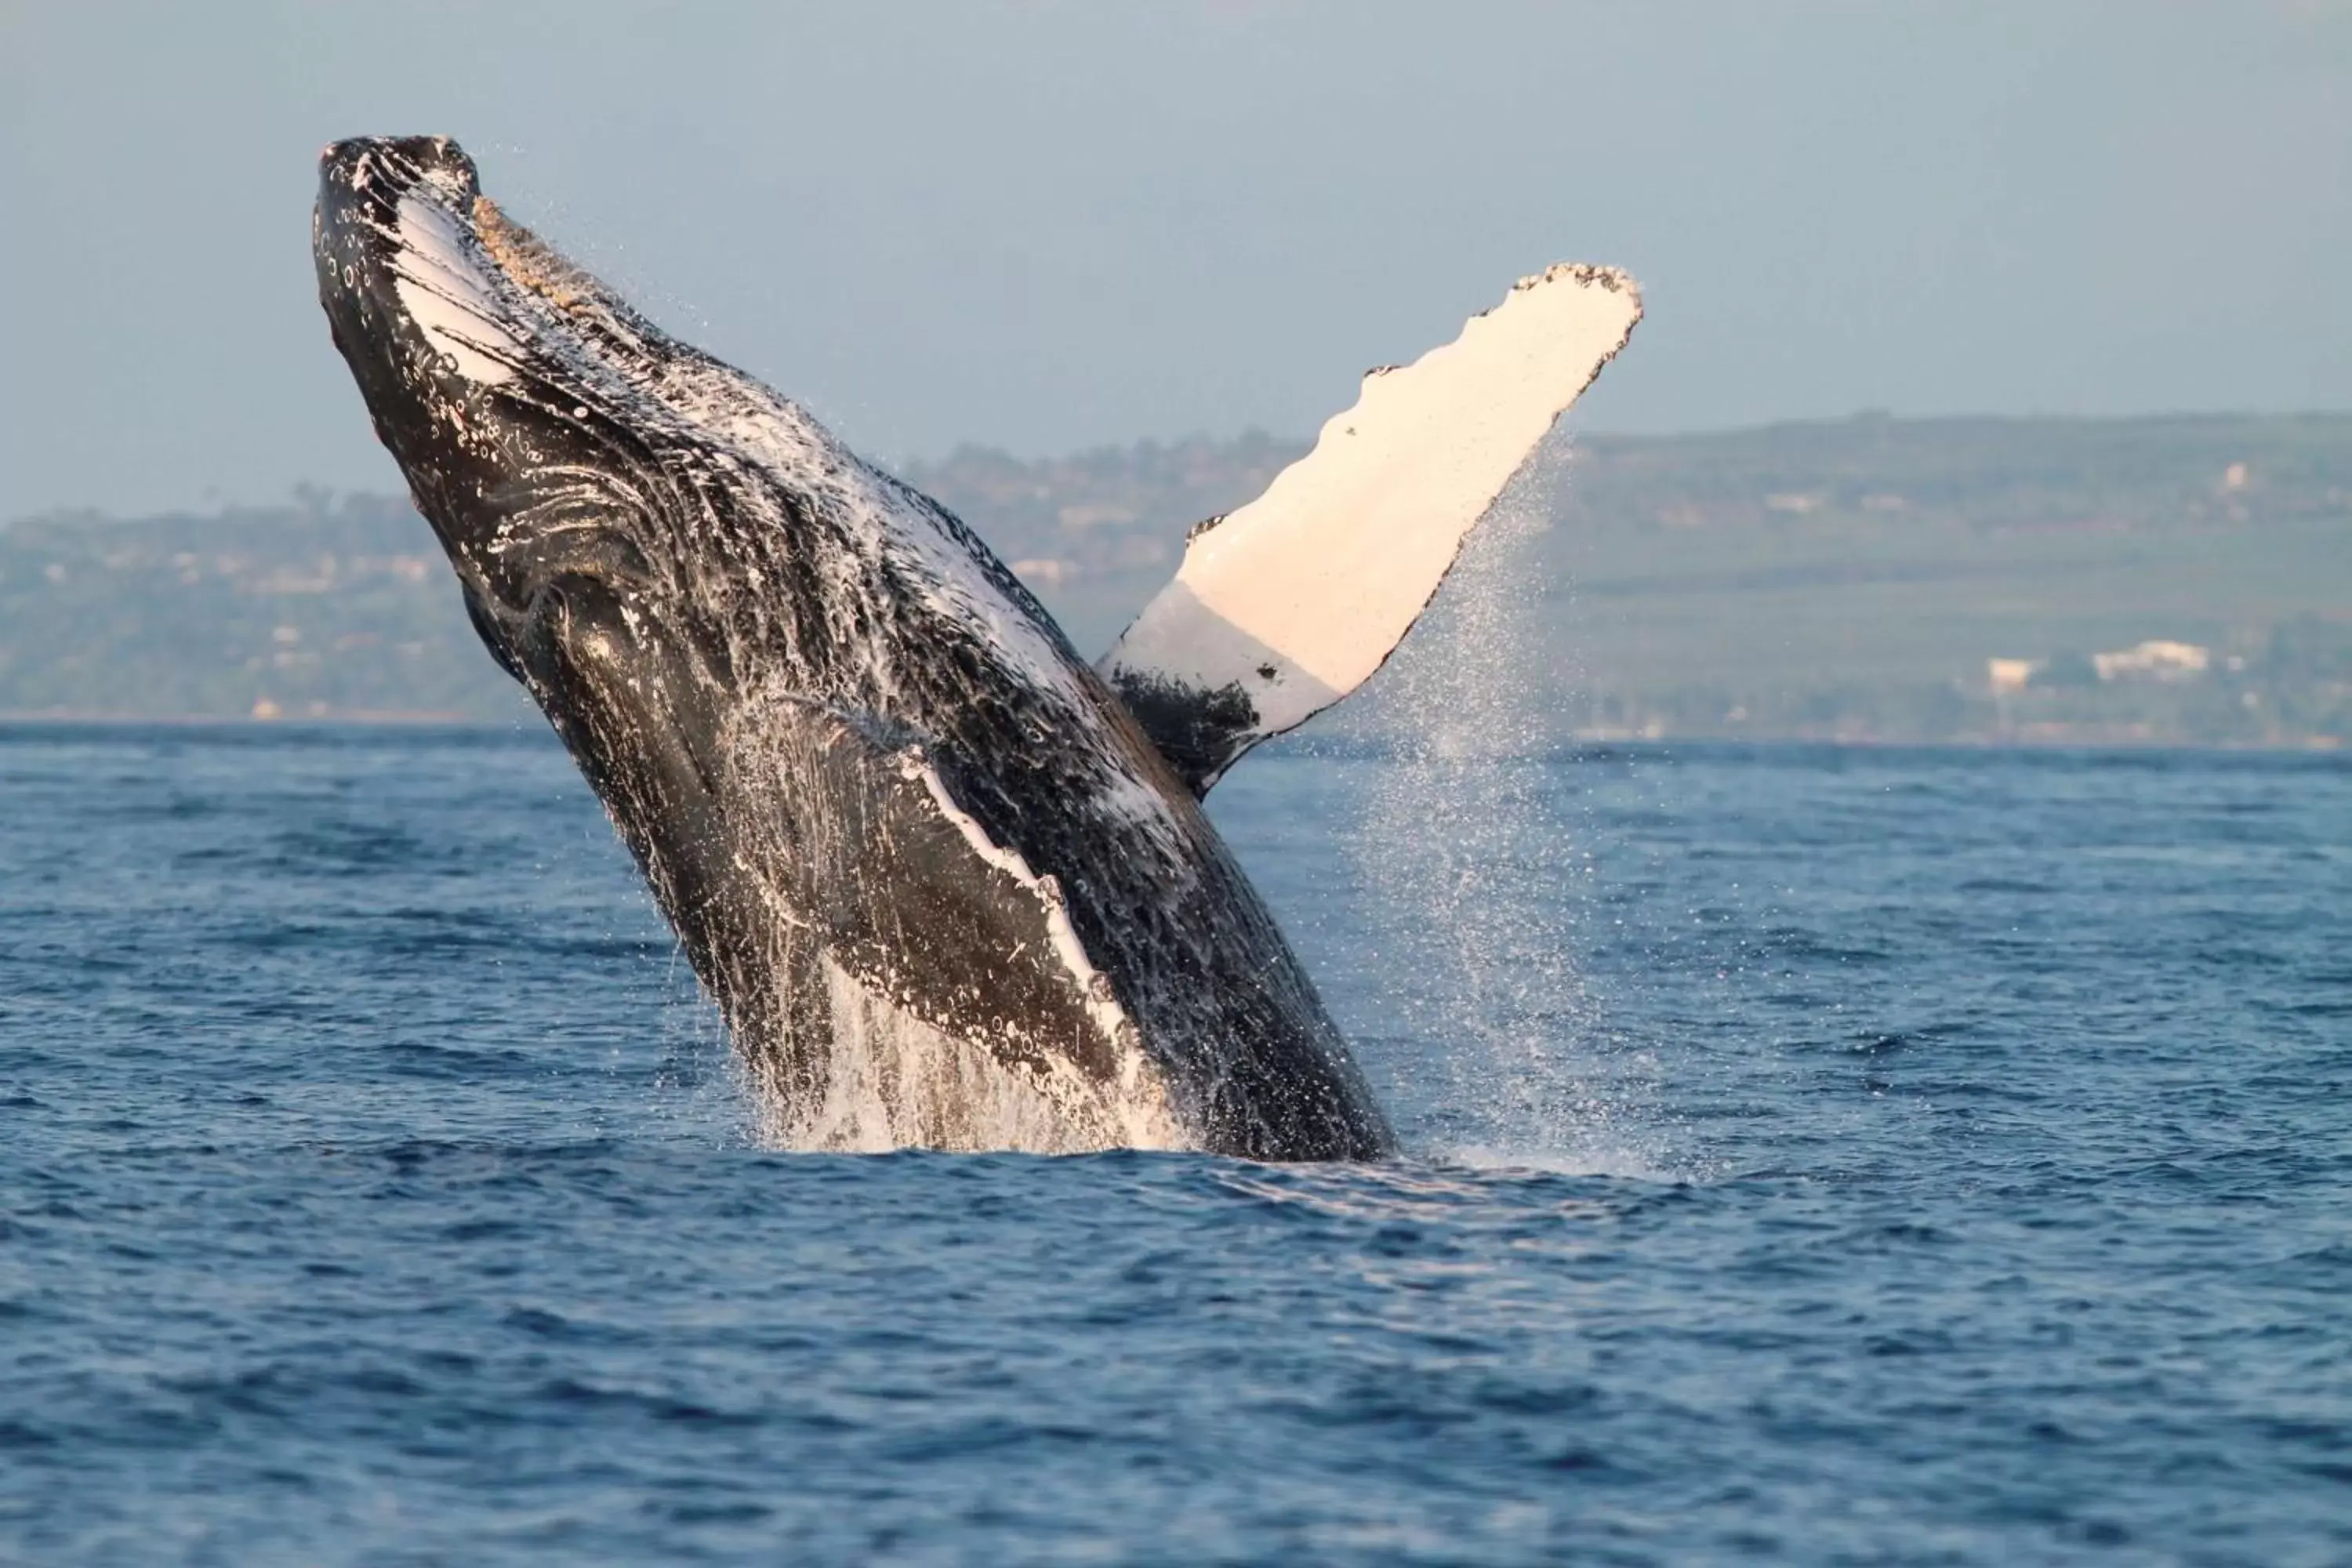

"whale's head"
[316,137,554,528]
[314,135,808,920]
[315,135,669,651]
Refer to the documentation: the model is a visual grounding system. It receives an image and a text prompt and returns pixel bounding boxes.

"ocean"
[2,724,2347,1565]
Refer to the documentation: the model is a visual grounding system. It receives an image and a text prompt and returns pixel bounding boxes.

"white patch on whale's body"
[390,191,518,385]
[709,690,1187,1152]
[897,750,1157,1056]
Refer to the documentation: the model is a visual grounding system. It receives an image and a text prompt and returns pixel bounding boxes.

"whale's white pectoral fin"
[1099,263,1642,794]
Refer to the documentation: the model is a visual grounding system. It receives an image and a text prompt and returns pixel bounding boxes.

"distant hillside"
[0,492,515,723]
[897,431,1305,656]
[2,415,2347,746]
[1521,413,2352,746]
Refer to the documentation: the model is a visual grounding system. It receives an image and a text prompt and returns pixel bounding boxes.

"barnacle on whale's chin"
[472,196,600,318]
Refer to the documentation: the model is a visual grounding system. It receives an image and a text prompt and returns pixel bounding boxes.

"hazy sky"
[3,1,2349,519]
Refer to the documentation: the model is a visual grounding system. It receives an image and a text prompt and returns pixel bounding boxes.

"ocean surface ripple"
[2,727,2347,1565]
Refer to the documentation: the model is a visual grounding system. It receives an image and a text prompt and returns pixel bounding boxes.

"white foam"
[1437,1143,1684,1184]
[758,955,1184,1154]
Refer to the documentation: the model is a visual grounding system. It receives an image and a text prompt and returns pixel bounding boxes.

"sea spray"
[1347,437,1671,1175]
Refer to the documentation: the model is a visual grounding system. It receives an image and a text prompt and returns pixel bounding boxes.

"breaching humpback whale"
[313,135,1639,1160]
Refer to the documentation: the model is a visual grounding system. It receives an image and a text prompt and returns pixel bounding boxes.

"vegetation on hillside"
[2,416,2346,746]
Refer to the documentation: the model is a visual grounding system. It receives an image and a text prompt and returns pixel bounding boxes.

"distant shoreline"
[8,416,2347,752]
[0,710,495,727]
[2,711,2339,757]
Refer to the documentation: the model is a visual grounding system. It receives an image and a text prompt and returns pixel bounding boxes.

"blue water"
[2,726,2347,1565]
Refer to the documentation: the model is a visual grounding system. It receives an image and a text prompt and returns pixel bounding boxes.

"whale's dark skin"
[312,136,1392,1159]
